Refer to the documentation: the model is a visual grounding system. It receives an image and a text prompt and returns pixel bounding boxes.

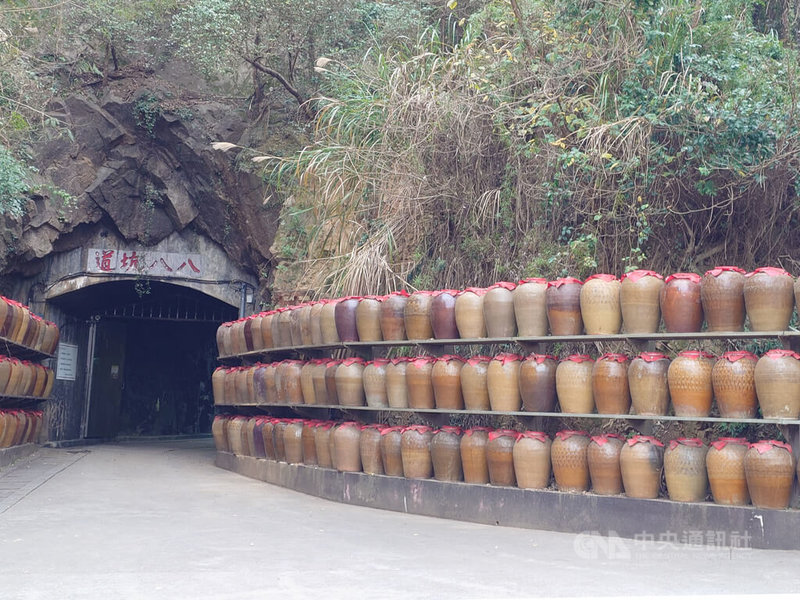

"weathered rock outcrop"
[2,71,279,291]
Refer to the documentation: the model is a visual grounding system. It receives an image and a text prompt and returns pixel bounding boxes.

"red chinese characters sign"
[88,249,203,278]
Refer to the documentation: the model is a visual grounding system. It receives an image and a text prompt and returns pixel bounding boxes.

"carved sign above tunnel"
[87,248,204,279]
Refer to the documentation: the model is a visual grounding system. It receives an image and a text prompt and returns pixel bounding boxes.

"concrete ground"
[0,440,797,600]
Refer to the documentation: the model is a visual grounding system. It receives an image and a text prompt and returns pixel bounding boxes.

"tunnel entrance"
[50,280,237,439]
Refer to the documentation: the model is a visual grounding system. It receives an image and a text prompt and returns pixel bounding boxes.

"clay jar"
[279,360,304,405]
[380,291,409,340]
[580,274,622,334]
[592,353,631,415]
[301,421,318,465]
[518,354,557,412]
[404,291,434,340]
[513,431,551,489]
[461,428,491,484]
[431,426,463,481]
[401,425,434,479]
[320,301,340,345]
[486,429,520,486]
[487,353,522,412]
[744,267,794,331]
[359,425,384,475]
[661,273,703,332]
[546,278,583,335]
[311,360,330,405]
[513,278,548,337]
[620,270,664,333]
[406,357,435,409]
[620,435,664,499]
[379,427,404,476]
[300,361,316,405]
[628,352,671,416]
[461,355,491,410]
[309,302,325,346]
[551,430,590,492]
[706,438,750,506]
[455,288,488,338]
[333,422,363,472]
[385,358,410,408]
[260,311,276,349]
[212,416,228,452]
[711,351,758,418]
[284,420,305,464]
[587,434,625,495]
[212,367,226,406]
[668,350,715,417]
[754,349,800,418]
[335,358,366,407]
[334,296,360,342]
[484,282,517,338]
[296,304,314,346]
[744,440,796,509]
[701,266,746,331]
[556,355,595,414]
[356,296,384,342]
[430,290,460,340]
[431,355,464,410]
[313,423,334,468]
[363,359,389,408]
[664,438,708,502]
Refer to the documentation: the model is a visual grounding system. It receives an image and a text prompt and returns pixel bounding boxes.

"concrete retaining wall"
[0,444,38,470]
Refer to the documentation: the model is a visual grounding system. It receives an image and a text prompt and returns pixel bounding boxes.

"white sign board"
[87,249,204,279]
[56,343,78,381]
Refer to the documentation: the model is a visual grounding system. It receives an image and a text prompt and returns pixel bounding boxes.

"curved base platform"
[0,443,38,470]
[216,452,799,551]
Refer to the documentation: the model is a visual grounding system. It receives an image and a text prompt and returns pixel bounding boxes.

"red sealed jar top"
[436,426,463,435]
[710,437,748,450]
[745,266,791,278]
[548,277,582,288]
[636,352,669,362]
[518,277,547,285]
[409,356,435,367]
[705,266,746,277]
[457,287,488,296]
[677,350,715,360]
[432,289,460,297]
[338,421,361,429]
[338,296,362,303]
[669,437,704,450]
[403,425,433,434]
[750,440,792,454]
[556,430,588,441]
[464,427,492,436]
[524,354,557,364]
[627,435,664,447]
[666,273,702,283]
[368,358,391,367]
[359,295,382,302]
[387,290,410,297]
[598,353,628,363]
[621,270,663,282]
[488,281,517,291]
[720,351,758,362]
[390,357,412,365]
[436,354,465,363]
[222,321,235,328]
[466,355,493,366]
[590,433,624,446]
[488,429,520,441]
[492,353,522,364]
[340,357,366,367]
[585,273,619,282]
[763,349,800,361]
[564,354,594,363]
[410,290,435,297]
[519,431,549,442]
[379,426,403,435]
[360,423,382,430]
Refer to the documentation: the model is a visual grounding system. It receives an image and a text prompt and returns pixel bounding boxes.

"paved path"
[0,440,797,599]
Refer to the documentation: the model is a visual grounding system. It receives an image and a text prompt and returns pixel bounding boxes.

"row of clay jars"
[214,416,799,509]
[0,297,59,355]
[0,410,43,448]
[0,356,55,399]
[213,348,800,420]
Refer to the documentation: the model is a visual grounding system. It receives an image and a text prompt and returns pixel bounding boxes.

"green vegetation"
[0,145,29,216]
[266,0,800,297]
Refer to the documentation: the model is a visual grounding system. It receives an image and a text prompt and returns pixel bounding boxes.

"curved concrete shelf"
[0,336,54,362]
[216,451,800,551]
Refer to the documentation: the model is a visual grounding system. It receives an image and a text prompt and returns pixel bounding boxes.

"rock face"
[1,70,279,293]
